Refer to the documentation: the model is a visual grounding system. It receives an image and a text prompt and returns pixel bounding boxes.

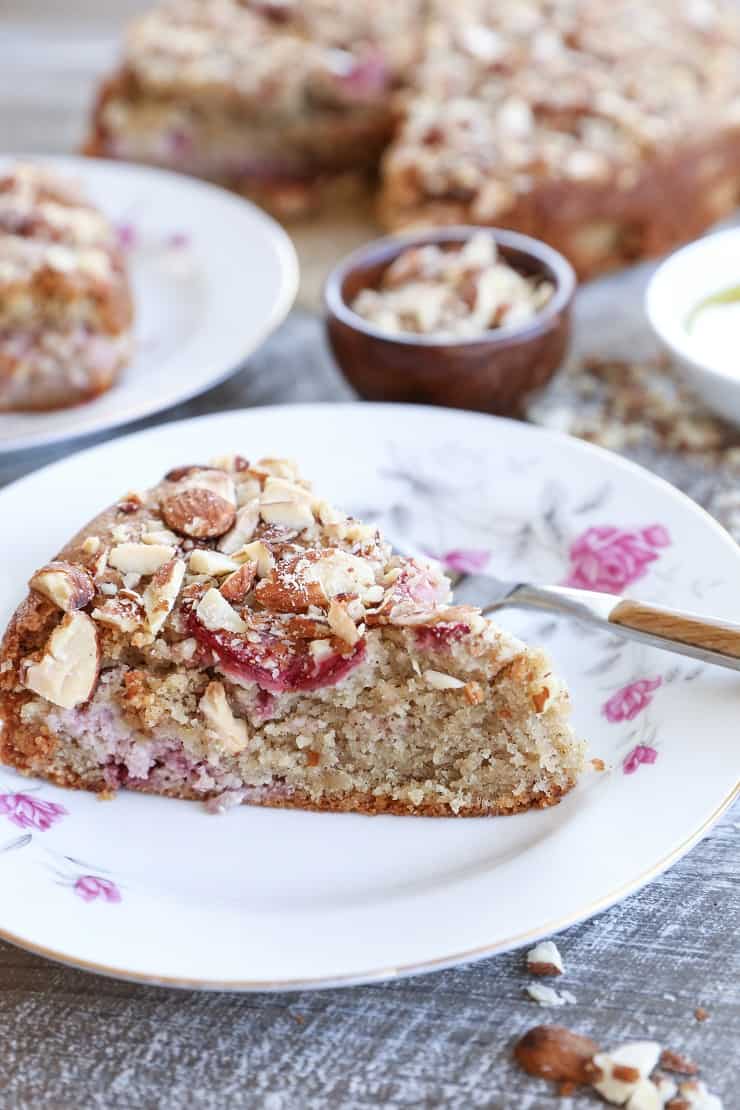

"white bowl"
[646,228,740,426]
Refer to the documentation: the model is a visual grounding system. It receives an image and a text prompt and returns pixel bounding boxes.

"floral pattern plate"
[0,404,738,989]
[0,156,298,453]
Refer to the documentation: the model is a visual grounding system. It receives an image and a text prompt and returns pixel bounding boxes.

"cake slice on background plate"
[0,456,584,816]
[0,161,133,411]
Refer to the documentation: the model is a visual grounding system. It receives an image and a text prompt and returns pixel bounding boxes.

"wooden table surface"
[0,6,738,1108]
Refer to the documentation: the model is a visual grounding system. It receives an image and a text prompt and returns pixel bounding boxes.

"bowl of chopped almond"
[324,226,575,413]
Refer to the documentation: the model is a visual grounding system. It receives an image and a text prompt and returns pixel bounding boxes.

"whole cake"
[0,163,133,411]
[0,455,584,816]
[86,0,740,277]
[381,0,740,277]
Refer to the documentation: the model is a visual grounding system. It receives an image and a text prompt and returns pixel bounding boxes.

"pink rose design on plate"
[603,677,663,723]
[440,549,490,575]
[564,524,671,594]
[0,793,67,831]
[623,745,659,774]
[74,876,122,904]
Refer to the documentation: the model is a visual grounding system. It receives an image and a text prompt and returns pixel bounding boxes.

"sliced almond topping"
[199,681,248,754]
[234,540,275,578]
[29,561,95,612]
[315,499,347,526]
[162,488,236,539]
[304,550,376,601]
[81,536,101,555]
[220,562,257,604]
[309,638,334,662]
[195,587,247,633]
[23,611,99,709]
[142,528,180,546]
[188,550,240,577]
[182,468,236,506]
[259,476,315,529]
[88,546,109,580]
[208,453,249,473]
[143,557,185,635]
[423,669,466,690]
[235,476,262,506]
[256,457,300,481]
[217,501,260,554]
[342,521,378,544]
[327,598,361,646]
[109,543,176,575]
[363,585,385,604]
[116,490,144,514]
[260,497,314,530]
[91,593,144,633]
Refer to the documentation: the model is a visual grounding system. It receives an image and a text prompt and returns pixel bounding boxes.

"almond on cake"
[0,456,584,816]
[0,162,134,411]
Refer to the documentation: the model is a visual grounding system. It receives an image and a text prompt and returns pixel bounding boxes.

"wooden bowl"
[324,226,576,414]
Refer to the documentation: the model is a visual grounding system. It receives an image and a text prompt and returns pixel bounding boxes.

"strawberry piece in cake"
[0,163,133,411]
[0,456,584,816]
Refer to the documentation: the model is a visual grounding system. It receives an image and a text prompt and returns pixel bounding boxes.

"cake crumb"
[525,983,575,1007]
[694,1007,710,1023]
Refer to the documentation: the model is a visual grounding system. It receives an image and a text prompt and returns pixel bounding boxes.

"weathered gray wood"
[0,7,738,1108]
[0,817,736,1109]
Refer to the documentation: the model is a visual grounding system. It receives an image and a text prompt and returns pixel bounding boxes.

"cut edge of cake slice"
[0,455,585,817]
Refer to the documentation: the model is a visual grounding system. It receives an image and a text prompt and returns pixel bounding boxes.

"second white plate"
[0,156,298,453]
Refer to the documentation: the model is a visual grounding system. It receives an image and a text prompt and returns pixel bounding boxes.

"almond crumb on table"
[527,353,740,544]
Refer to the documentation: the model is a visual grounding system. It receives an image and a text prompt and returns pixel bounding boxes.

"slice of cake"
[0,163,134,411]
[0,456,584,816]
[84,0,423,219]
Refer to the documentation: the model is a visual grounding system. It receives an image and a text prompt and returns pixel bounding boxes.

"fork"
[388,536,740,673]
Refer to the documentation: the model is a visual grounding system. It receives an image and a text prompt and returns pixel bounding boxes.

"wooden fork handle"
[609,599,740,658]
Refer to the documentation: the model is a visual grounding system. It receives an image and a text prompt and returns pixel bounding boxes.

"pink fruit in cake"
[188,610,366,693]
[415,622,471,651]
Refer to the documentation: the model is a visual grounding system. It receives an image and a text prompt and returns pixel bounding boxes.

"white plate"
[0,404,738,989]
[0,156,298,453]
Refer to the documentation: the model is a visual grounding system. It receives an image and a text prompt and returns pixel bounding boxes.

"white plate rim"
[0,155,299,454]
[0,402,737,991]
